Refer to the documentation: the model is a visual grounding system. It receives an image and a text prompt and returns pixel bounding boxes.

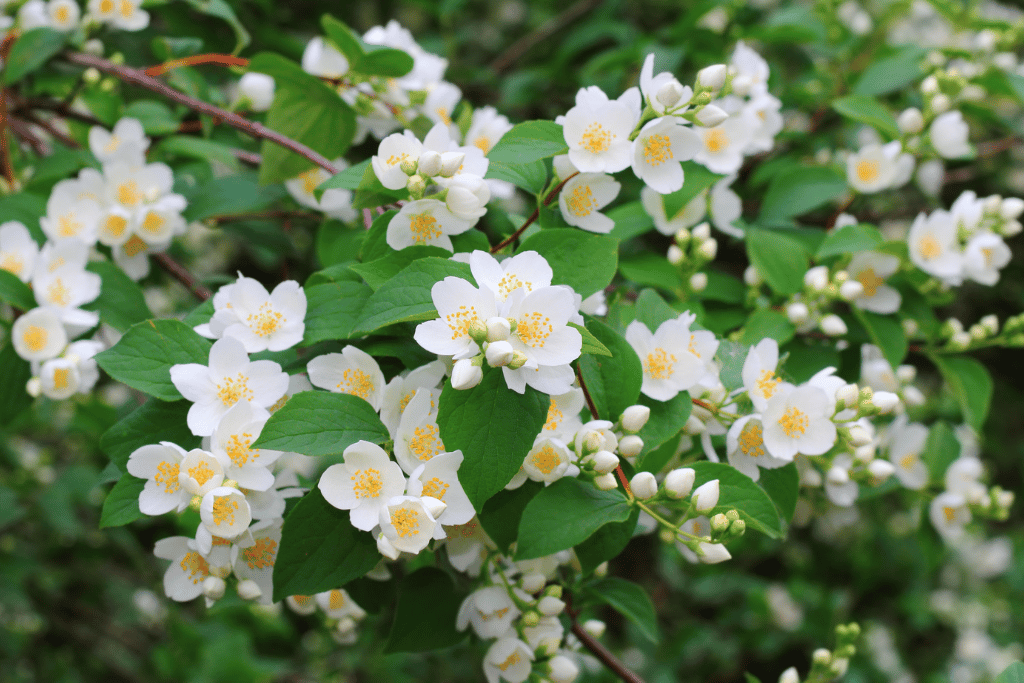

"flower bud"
[868,459,895,481]
[594,473,618,490]
[548,655,580,683]
[674,228,691,245]
[583,619,606,638]
[583,431,603,454]
[485,340,515,367]
[508,350,528,369]
[697,64,728,91]
[903,386,925,406]
[667,244,685,265]
[688,272,708,292]
[710,513,730,534]
[400,158,418,176]
[406,174,426,196]
[1001,197,1024,220]
[237,579,263,601]
[665,468,696,498]
[538,596,566,616]
[26,377,42,398]
[744,265,762,286]
[839,280,864,301]
[439,151,465,177]
[692,479,720,511]
[656,80,685,108]
[778,667,800,683]
[521,572,546,594]
[930,93,950,114]
[446,173,490,220]
[813,648,832,666]
[731,74,752,97]
[618,435,644,458]
[897,107,924,134]
[696,104,729,128]
[83,67,101,84]
[630,472,658,500]
[238,72,275,112]
[854,445,875,462]
[921,75,939,94]
[203,576,226,600]
[698,542,731,564]
[785,302,809,325]
[902,318,919,336]
[377,532,401,560]
[698,237,718,260]
[836,383,859,408]
[486,316,511,342]
[683,414,706,435]
[804,266,829,291]
[591,450,619,474]
[692,222,712,241]
[847,425,872,446]
[820,314,848,337]
[872,391,899,413]
[621,405,651,432]
[83,39,104,56]
[451,358,483,390]
[827,466,849,486]
[520,611,541,628]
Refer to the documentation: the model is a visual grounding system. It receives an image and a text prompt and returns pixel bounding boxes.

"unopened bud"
[665,468,696,498]
[698,237,718,260]
[406,174,426,195]
[417,151,442,177]
[630,472,658,500]
[26,377,42,398]
[930,93,950,114]
[744,265,762,286]
[675,228,691,245]
[696,104,729,127]
[451,358,483,390]
[827,466,849,486]
[868,459,895,481]
[786,302,809,325]
[812,648,832,666]
[583,619,606,638]
[692,222,712,240]
[836,383,859,408]
[538,596,566,616]
[521,572,546,594]
[83,67,102,84]
[804,266,829,291]
[439,152,465,177]
[692,479,720,511]
[667,244,685,265]
[872,391,899,413]
[548,654,580,683]
[508,350,528,369]
[594,473,618,490]
[583,431,603,454]
[591,450,619,474]
[618,435,644,458]
[203,576,226,600]
[621,405,651,432]
[656,80,685,108]
[485,340,515,367]
[697,63,728,91]
[847,425,872,446]
[731,75,752,97]
[237,579,262,601]
[698,542,731,564]
[710,513,730,534]
[485,316,511,342]
[820,314,848,337]
[400,158,418,175]
[897,107,924,134]
[689,272,708,292]
[839,280,864,301]
[921,75,939,95]
[520,611,541,628]
[778,666,800,683]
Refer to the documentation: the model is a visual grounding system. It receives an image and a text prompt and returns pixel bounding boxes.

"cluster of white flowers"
[9,0,148,33]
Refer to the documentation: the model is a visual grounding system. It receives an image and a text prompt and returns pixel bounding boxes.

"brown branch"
[570,621,646,683]
[490,172,578,254]
[153,252,212,301]
[491,0,604,74]
[232,148,261,166]
[0,91,15,186]
[576,362,599,419]
[363,208,374,229]
[63,52,339,176]
[16,97,105,127]
[145,53,249,77]
[9,118,48,156]
[18,110,81,150]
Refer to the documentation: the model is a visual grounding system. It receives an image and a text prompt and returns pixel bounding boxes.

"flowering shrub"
[2,1,1024,682]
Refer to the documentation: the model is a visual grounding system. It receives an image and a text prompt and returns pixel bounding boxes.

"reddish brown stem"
[145,53,249,77]
[490,172,578,254]
[570,621,646,683]
[153,253,212,302]
[0,91,15,186]
[575,362,600,420]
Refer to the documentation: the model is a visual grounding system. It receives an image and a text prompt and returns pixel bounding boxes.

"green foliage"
[254,392,390,456]
[662,161,723,219]
[816,223,885,259]
[100,399,199,469]
[689,462,784,539]
[302,280,372,344]
[569,322,612,357]
[2,28,68,85]
[932,355,994,432]
[758,166,847,223]
[516,477,632,560]
[0,270,36,310]
[353,258,474,335]
[84,262,154,333]
[478,482,543,554]
[584,577,659,642]
[485,121,568,164]
[516,229,618,298]
[99,475,145,528]
[95,320,212,401]
[831,95,899,138]
[383,568,466,653]
[578,317,643,421]
[746,229,810,295]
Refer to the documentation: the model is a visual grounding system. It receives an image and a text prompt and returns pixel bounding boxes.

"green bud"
[468,321,487,345]
[544,585,563,599]
[508,351,528,370]
[520,611,540,628]
[725,509,740,522]
[728,519,746,537]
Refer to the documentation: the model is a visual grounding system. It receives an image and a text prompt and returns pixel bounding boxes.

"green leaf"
[853,47,926,96]
[0,194,47,244]
[357,48,415,78]
[83,262,154,333]
[816,222,885,259]
[746,229,810,295]
[95,320,212,401]
[154,136,242,171]
[437,371,549,511]
[0,342,32,427]
[634,288,680,331]
[360,209,399,261]
[99,476,145,528]
[689,462,783,538]
[316,159,370,197]
[352,165,406,210]
[662,161,722,219]
[0,270,36,310]
[253,391,390,456]
[607,202,655,241]
[383,568,467,653]
[637,391,691,457]
[478,481,543,553]
[923,421,960,482]
[100,400,199,470]
[717,339,748,391]
[931,356,993,432]
[516,229,618,298]
[569,322,612,357]
[758,166,846,223]
[578,317,642,421]
[853,309,907,370]
[486,121,567,164]
[352,258,474,335]
[3,28,68,85]
[618,252,683,291]
[302,281,372,344]
[181,0,250,53]
[272,488,380,601]
[516,478,632,560]
[740,309,796,347]
[994,661,1024,683]
[831,95,899,138]
[758,463,799,524]
[485,159,548,194]
[350,246,451,290]
[575,508,639,574]
[0,485,26,529]
[585,577,659,642]
[123,100,180,135]
[321,14,366,63]
[182,173,287,222]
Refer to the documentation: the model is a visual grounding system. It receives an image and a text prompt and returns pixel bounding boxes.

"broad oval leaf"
[253,391,390,456]
[584,577,659,642]
[516,477,631,560]
[383,568,467,653]
[486,120,568,164]
[352,257,474,335]
[516,228,618,298]
[931,356,993,432]
[578,317,643,422]
[95,320,212,401]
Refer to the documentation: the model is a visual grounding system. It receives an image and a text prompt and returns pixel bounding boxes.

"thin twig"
[363,208,374,229]
[17,97,105,127]
[63,52,339,176]
[145,53,249,77]
[232,148,261,166]
[491,0,604,74]
[152,253,212,301]
[18,110,81,149]
[0,91,15,186]
[576,363,599,419]
[490,172,578,253]
[9,118,48,156]
[570,621,646,683]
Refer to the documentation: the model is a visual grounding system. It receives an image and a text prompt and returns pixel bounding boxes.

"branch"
[490,0,604,74]
[62,52,338,176]
[0,91,16,186]
[18,110,81,149]
[570,621,646,683]
[152,253,212,302]
[490,172,578,254]
[145,53,249,77]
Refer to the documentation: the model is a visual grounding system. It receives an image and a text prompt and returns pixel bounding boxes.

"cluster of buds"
[667,222,717,294]
[920,68,985,115]
[941,313,1024,351]
[580,406,650,490]
[780,265,886,338]
[778,623,860,683]
[449,316,531,390]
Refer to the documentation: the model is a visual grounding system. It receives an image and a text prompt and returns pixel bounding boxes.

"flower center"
[409,424,444,461]
[117,181,142,206]
[188,460,216,486]
[216,373,254,407]
[23,325,48,352]
[242,537,278,570]
[580,122,613,153]
[409,213,443,243]
[705,128,729,153]
[899,453,917,470]
[337,368,373,400]
[227,432,256,467]
[497,274,529,300]
[498,651,522,672]
[299,169,321,195]
[104,214,129,238]
[155,460,180,494]
[212,495,239,527]
[566,184,598,217]
[53,367,72,390]
[445,304,479,340]
[122,234,149,257]
[391,508,420,538]
[351,468,383,499]
[778,407,809,438]
[644,348,676,380]
[856,267,884,296]
[543,399,563,432]
[247,302,285,338]
[119,0,134,17]
[530,445,561,475]
[328,589,345,610]
[918,235,941,260]
[516,311,553,348]
[47,278,71,307]
[104,134,121,153]
[855,159,880,183]
[142,212,165,235]
[756,369,781,399]
[1,253,23,276]
[421,476,449,501]
[179,551,209,584]
[58,214,82,238]
[473,136,491,153]
[739,421,765,458]
[942,506,956,523]
[642,133,672,165]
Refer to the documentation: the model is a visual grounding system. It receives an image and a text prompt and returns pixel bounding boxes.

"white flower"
[625,313,708,400]
[641,186,705,236]
[945,457,986,503]
[693,115,753,174]
[231,520,282,605]
[465,106,513,154]
[38,357,79,400]
[0,221,38,283]
[824,454,859,507]
[406,451,474,528]
[908,210,964,284]
[632,117,701,194]
[11,307,67,362]
[421,122,490,182]
[239,72,275,112]
[469,249,553,303]
[378,495,445,555]
[414,276,498,359]
[285,160,357,222]
[205,276,307,353]
[887,419,929,490]
[90,0,148,29]
[640,53,693,115]
[40,182,101,244]
[742,338,792,412]
[176,448,225,498]
[380,360,447,438]
[153,537,209,602]
[709,175,744,237]
[423,81,462,132]
[457,586,523,638]
[963,232,1011,285]
[445,173,491,222]
[930,491,971,540]
[484,638,535,683]
[88,117,148,164]
[31,240,101,336]
[316,589,367,621]
[210,401,284,491]
[502,286,583,370]
[930,111,972,158]
[846,141,904,193]
[18,0,49,30]
[522,436,577,484]
[393,389,447,475]
[846,251,901,313]
[726,415,790,482]
[539,389,586,441]
[200,486,252,539]
[504,363,577,396]
[127,442,191,514]
[372,131,423,190]
[307,345,386,411]
[170,336,289,437]
[561,87,635,173]
[741,94,785,154]
[318,441,406,531]
[386,198,474,251]
[557,170,621,233]
[691,479,720,511]
[761,385,838,460]
[730,41,770,97]
[301,36,349,78]
[46,0,79,31]
[445,518,494,576]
